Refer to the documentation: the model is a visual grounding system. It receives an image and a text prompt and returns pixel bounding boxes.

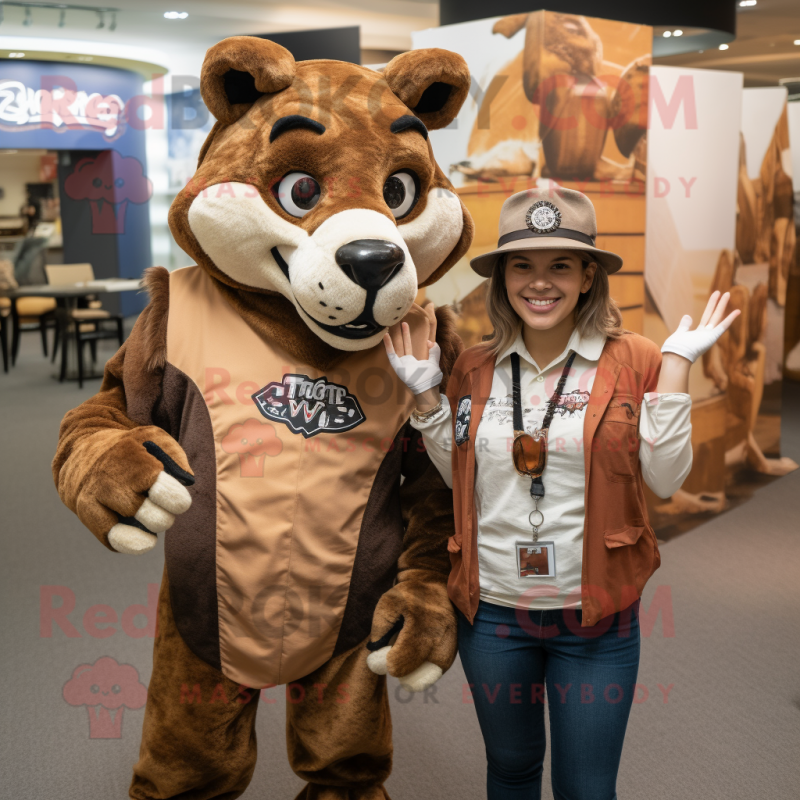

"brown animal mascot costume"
[52,37,473,800]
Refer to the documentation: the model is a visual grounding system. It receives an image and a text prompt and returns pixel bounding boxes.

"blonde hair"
[484,251,625,354]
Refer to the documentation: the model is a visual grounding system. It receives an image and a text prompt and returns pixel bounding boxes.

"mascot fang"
[53,36,473,800]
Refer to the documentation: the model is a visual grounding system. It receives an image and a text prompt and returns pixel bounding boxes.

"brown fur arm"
[368,311,463,679]
[52,268,193,550]
[397,306,461,583]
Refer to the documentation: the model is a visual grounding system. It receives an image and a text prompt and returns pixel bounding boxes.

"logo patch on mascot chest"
[252,374,365,438]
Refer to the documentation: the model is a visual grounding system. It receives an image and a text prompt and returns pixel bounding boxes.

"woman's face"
[504,249,597,332]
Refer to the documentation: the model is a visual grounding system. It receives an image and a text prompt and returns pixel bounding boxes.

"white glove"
[387,343,442,395]
[384,313,443,395]
[661,292,740,364]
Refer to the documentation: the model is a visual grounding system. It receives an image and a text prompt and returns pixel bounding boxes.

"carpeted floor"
[1,329,798,800]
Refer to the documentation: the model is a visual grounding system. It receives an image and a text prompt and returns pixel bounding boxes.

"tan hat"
[469,186,623,277]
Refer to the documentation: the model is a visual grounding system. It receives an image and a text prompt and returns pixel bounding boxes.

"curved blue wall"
[0,59,152,315]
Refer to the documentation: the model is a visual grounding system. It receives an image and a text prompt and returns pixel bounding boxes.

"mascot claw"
[366,645,391,675]
[108,523,158,555]
[398,661,443,692]
[366,645,443,692]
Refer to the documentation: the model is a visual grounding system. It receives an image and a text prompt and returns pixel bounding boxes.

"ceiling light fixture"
[0,4,122,31]
[739,0,757,7]
[719,43,729,50]
[164,11,188,20]
[673,30,683,37]
[663,30,672,38]
[9,52,26,58]
[794,39,800,46]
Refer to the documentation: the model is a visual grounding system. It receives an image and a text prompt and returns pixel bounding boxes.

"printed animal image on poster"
[413,12,652,345]
[644,68,797,535]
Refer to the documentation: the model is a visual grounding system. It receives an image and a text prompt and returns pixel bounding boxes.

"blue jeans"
[457,599,641,800]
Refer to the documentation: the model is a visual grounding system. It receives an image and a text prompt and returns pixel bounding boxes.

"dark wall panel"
[250,26,360,64]
[439,1,736,35]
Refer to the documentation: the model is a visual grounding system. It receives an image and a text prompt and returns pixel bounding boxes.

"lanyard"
[510,349,577,501]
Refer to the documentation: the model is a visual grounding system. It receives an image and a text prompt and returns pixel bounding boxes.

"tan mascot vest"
[167,266,431,687]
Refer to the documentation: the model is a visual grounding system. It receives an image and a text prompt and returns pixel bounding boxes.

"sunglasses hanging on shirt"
[510,350,577,579]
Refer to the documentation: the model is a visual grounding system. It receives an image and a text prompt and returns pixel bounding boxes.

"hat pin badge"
[525,201,562,234]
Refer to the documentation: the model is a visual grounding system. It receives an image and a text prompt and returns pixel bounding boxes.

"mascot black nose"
[335,239,405,290]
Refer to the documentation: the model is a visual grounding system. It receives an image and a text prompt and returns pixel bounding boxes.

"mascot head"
[169,36,474,352]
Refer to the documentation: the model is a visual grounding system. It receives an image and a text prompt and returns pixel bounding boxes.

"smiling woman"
[385,184,740,800]
[485,248,621,365]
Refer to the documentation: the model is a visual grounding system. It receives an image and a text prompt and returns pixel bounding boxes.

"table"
[0,278,143,379]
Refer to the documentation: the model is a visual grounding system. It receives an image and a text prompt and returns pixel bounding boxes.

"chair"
[12,297,57,362]
[8,238,56,364]
[45,264,125,388]
[0,298,9,373]
[0,260,14,372]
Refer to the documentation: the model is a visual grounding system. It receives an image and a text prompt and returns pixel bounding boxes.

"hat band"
[497,228,596,248]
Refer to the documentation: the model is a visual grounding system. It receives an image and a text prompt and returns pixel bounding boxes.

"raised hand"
[661,291,741,364]
[383,303,443,397]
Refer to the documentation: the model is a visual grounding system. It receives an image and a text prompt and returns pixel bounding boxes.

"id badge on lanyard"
[509,351,576,580]
[515,541,557,578]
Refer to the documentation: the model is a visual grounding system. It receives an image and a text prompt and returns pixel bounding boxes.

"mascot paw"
[105,444,194,554]
[107,523,158,555]
[68,429,195,553]
[398,660,443,693]
[366,646,392,676]
[368,582,457,688]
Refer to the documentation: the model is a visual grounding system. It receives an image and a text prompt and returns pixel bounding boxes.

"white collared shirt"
[411,328,693,610]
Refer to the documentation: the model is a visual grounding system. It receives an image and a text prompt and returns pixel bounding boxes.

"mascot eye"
[274,172,321,217]
[383,171,418,219]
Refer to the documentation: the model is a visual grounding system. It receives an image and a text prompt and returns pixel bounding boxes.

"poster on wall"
[731,89,796,473]
[644,69,797,534]
[785,101,800,381]
[413,12,652,346]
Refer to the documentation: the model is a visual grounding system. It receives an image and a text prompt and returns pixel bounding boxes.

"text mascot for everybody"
[52,37,474,800]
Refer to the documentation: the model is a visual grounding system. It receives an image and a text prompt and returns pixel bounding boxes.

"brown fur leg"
[130,571,259,800]
[287,639,393,800]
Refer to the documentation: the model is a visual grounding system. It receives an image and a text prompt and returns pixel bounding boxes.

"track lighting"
[0,3,120,31]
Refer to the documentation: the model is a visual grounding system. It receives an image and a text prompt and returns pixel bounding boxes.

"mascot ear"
[200,36,296,125]
[383,48,470,131]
